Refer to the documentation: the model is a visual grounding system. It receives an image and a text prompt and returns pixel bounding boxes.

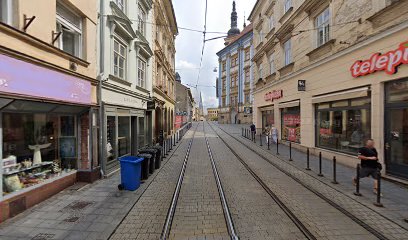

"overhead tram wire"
[195,0,209,90]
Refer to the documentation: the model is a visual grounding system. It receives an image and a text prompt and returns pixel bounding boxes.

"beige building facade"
[250,0,408,181]
[0,0,98,221]
[207,108,219,121]
[151,0,178,143]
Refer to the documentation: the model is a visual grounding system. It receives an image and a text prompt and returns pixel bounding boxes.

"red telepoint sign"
[351,41,408,77]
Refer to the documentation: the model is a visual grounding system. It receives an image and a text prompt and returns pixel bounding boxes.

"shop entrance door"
[385,107,408,179]
[131,116,138,155]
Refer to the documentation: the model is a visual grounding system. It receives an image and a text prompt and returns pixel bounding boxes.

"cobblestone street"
[1,122,408,240]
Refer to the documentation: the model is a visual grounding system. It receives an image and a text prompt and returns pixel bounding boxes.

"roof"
[217,24,253,56]
[248,0,261,20]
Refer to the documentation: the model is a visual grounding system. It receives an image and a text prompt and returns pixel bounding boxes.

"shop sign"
[147,101,155,110]
[351,41,408,77]
[288,128,297,142]
[102,88,144,109]
[264,90,283,102]
[298,80,306,91]
[0,54,92,105]
[283,114,301,126]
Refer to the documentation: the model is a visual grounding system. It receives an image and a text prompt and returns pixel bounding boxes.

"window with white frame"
[156,63,162,86]
[113,38,127,79]
[138,58,146,88]
[284,0,292,13]
[269,15,274,31]
[269,54,275,74]
[316,8,330,47]
[115,0,125,12]
[56,4,82,57]
[138,4,146,36]
[0,0,12,24]
[284,39,292,66]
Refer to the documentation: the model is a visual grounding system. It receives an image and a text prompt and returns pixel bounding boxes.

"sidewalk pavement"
[221,124,408,227]
[0,141,184,240]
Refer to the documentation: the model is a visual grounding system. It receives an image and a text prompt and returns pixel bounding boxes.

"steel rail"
[207,123,317,240]
[204,123,239,240]
[213,123,390,240]
[160,123,199,240]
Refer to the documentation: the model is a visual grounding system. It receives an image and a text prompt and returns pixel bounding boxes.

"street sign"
[298,80,306,91]
[147,101,155,110]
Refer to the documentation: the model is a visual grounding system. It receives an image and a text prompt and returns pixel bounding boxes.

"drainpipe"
[98,0,105,177]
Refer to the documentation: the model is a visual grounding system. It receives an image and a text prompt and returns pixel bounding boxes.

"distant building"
[207,108,219,121]
[175,73,194,129]
[216,1,254,124]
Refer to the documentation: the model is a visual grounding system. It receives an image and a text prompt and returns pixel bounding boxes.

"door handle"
[385,142,390,150]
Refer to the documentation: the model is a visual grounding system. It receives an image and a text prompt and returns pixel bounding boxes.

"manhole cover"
[61,201,94,212]
[31,233,55,240]
[63,216,79,222]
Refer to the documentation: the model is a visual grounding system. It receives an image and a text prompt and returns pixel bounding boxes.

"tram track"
[161,122,237,240]
[207,122,317,240]
[210,122,393,240]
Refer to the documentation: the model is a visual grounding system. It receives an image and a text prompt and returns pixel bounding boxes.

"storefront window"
[261,110,274,130]
[106,116,116,162]
[138,117,145,149]
[118,116,130,157]
[316,97,371,154]
[385,79,408,179]
[2,112,77,196]
[281,106,301,143]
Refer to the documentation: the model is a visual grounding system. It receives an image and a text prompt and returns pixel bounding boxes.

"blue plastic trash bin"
[118,156,144,191]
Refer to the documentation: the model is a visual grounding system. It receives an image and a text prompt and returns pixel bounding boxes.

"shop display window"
[2,112,77,196]
[281,107,301,143]
[118,116,130,157]
[138,117,145,149]
[106,116,116,162]
[262,110,274,130]
[316,97,371,154]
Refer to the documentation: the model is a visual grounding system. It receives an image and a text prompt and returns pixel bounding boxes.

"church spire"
[227,1,240,37]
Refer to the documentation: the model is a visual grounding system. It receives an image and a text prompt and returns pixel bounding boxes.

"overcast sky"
[173,0,257,111]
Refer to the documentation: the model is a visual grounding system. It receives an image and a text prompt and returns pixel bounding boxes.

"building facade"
[207,108,219,121]
[151,0,178,144]
[98,0,154,176]
[175,73,194,129]
[0,0,98,222]
[250,0,408,181]
[217,1,254,124]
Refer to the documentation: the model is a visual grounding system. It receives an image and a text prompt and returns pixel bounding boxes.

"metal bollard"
[373,169,384,207]
[242,128,244,137]
[289,141,292,161]
[306,148,311,170]
[331,156,338,184]
[173,134,176,146]
[317,152,323,177]
[267,135,270,150]
[354,164,362,196]
[177,132,179,143]
[276,138,279,155]
[260,133,262,146]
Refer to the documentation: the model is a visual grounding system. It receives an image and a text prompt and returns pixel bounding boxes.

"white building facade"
[98,0,154,175]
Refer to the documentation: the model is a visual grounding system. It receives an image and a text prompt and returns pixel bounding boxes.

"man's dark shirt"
[358,147,378,168]
[250,124,256,132]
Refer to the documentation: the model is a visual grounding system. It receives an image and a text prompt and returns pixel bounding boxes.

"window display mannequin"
[28,143,51,165]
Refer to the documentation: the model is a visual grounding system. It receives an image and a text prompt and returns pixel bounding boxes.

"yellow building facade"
[0,0,98,221]
[150,0,178,143]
